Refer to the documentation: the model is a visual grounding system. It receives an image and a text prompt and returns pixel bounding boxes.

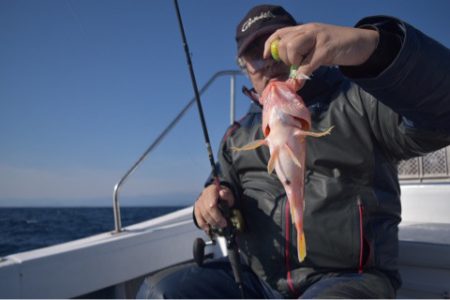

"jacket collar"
[298,67,344,106]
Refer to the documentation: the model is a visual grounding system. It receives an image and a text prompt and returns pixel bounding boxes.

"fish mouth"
[265,73,289,86]
[272,73,289,81]
[269,77,283,83]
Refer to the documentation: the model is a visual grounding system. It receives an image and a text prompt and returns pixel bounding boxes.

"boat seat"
[397,222,450,298]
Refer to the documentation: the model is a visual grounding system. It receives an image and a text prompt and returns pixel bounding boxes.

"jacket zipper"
[357,197,364,274]
[284,200,296,294]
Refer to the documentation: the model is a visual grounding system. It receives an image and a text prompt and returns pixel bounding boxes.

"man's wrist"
[340,25,402,78]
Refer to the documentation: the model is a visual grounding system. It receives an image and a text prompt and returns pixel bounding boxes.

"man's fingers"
[219,188,235,207]
[263,26,295,59]
[264,26,317,69]
[197,197,224,227]
[194,184,236,232]
[194,204,209,231]
[297,47,327,78]
[264,29,282,59]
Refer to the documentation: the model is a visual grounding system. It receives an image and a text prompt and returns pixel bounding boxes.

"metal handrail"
[112,70,243,233]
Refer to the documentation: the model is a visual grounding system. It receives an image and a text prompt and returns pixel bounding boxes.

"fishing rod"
[173,0,217,179]
[173,0,246,298]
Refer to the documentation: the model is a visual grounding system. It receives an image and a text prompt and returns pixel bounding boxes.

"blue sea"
[0,206,185,257]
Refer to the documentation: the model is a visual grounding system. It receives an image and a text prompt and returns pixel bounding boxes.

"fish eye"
[264,125,271,137]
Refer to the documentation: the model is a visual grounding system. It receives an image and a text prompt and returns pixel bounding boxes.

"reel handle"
[193,238,215,267]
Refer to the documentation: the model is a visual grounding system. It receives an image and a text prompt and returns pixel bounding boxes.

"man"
[138,4,450,299]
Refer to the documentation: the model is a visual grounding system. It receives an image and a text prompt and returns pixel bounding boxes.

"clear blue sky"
[1,0,449,206]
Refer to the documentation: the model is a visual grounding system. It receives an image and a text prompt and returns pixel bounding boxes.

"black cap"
[236,5,297,56]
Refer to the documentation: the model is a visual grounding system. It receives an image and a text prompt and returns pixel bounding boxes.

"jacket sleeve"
[345,16,450,134]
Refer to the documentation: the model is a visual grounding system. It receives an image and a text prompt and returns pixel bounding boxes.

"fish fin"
[284,144,302,168]
[295,126,334,138]
[298,232,307,262]
[231,139,266,151]
[267,147,279,174]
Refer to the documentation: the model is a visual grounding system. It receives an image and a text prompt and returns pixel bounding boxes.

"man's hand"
[263,23,379,77]
[194,185,235,232]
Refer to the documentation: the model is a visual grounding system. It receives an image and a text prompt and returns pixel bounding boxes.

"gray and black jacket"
[198,16,450,297]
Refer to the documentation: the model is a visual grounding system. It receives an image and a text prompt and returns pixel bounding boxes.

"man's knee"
[135,259,276,299]
[300,271,396,299]
[136,262,198,299]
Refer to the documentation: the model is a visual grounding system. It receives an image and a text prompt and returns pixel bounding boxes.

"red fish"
[234,77,332,262]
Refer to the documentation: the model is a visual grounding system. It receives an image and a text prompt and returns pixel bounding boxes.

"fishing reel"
[193,201,244,267]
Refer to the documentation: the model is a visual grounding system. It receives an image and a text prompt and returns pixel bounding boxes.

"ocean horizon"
[0,206,187,257]
[0,193,197,207]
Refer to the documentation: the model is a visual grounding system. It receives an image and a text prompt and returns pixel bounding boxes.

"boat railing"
[112,70,243,233]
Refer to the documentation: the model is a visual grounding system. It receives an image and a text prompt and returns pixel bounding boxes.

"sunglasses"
[237,35,279,75]
[237,56,277,74]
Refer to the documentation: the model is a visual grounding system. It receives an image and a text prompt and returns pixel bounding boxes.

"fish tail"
[291,205,307,261]
[298,231,307,262]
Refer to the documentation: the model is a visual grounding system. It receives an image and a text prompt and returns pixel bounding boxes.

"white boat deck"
[0,207,208,298]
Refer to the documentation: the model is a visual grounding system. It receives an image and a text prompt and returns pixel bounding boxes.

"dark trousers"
[136,258,396,299]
